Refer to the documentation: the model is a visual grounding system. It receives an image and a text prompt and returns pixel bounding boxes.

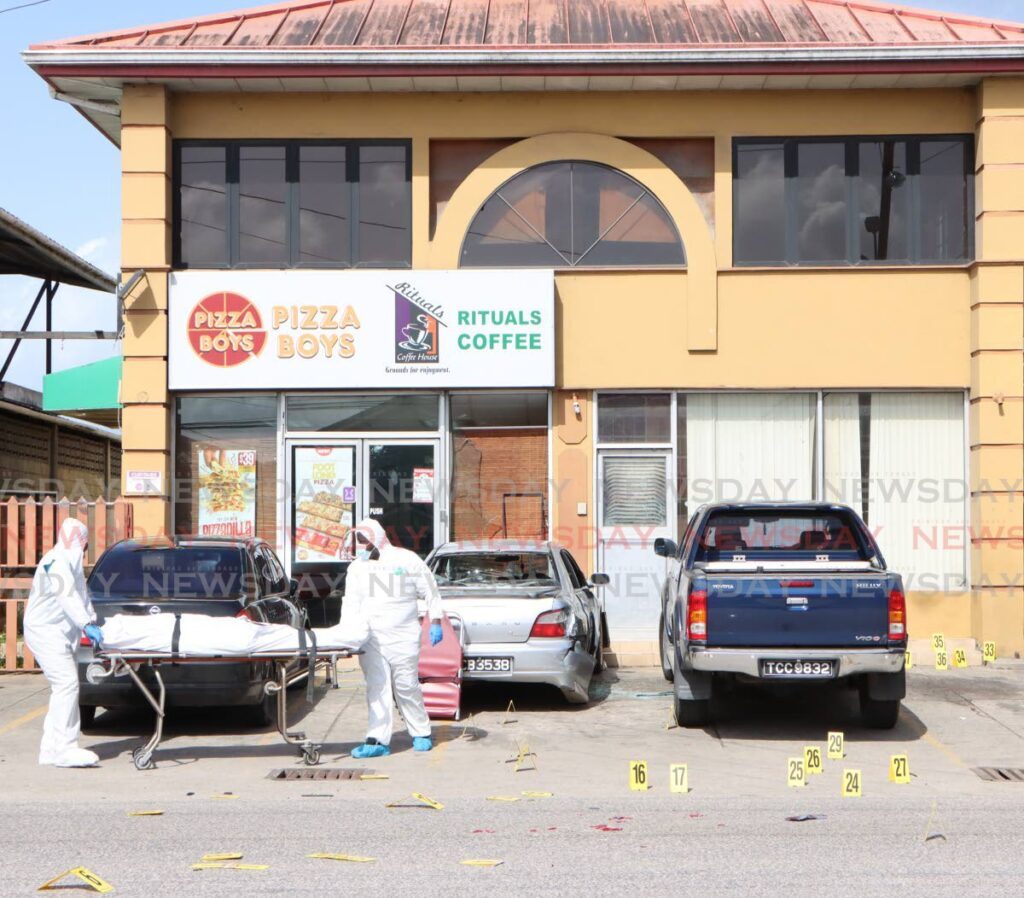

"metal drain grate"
[973,767,1024,783]
[267,768,370,781]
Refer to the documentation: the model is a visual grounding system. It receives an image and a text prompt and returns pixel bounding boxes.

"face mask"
[355,548,371,562]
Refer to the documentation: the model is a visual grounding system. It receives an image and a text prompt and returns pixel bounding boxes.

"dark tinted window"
[694,510,869,562]
[733,136,973,266]
[856,140,911,262]
[598,393,671,443]
[561,550,587,588]
[358,145,411,266]
[88,546,250,600]
[179,146,228,266]
[299,145,350,265]
[175,141,410,269]
[450,393,548,428]
[734,143,785,264]
[795,142,846,263]
[286,394,439,432]
[239,146,288,264]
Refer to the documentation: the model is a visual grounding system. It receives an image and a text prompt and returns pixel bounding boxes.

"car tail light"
[687,589,708,643]
[530,609,568,638]
[80,633,91,647]
[780,580,814,588]
[888,589,907,642]
[236,607,256,621]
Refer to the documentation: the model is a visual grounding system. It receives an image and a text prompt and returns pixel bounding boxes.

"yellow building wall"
[117,84,1024,657]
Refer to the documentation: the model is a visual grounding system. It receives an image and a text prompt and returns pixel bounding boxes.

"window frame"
[173,138,413,270]
[731,134,975,268]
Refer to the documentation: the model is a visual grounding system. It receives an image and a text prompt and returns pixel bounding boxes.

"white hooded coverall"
[343,519,442,745]
[23,519,95,764]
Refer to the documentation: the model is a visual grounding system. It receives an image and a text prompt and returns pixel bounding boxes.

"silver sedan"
[422,541,610,704]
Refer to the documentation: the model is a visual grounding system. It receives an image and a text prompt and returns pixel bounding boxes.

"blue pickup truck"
[656,502,907,730]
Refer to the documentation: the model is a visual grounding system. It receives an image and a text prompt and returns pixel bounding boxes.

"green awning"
[43,356,121,427]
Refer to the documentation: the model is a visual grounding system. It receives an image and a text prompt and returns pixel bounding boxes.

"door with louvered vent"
[597,453,673,642]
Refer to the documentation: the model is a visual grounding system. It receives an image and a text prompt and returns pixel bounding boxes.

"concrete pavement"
[0,665,1022,895]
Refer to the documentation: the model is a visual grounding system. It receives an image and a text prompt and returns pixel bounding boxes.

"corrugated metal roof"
[30,0,1024,50]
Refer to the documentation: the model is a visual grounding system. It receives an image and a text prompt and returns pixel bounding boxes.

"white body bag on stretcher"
[99,613,368,655]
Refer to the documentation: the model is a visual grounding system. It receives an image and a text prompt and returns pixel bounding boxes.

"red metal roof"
[30,0,1024,50]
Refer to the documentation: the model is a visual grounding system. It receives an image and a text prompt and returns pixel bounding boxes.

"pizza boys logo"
[187,292,267,368]
[393,283,444,365]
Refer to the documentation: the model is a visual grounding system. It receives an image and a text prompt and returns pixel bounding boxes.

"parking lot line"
[0,704,46,739]
[923,731,967,769]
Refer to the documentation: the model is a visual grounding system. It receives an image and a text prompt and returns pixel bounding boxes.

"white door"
[597,452,673,642]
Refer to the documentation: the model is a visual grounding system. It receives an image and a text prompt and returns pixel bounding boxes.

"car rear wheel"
[659,612,673,682]
[860,694,901,730]
[79,704,97,732]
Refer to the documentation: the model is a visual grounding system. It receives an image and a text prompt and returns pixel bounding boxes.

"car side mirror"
[654,538,678,558]
[289,578,299,597]
[590,572,610,586]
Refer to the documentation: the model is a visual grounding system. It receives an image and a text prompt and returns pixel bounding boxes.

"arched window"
[461,161,685,269]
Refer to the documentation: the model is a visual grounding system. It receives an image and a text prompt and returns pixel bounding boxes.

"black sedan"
[78,537,304,728]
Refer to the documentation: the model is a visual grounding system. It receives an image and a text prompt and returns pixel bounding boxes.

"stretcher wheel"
[132,748,154,771]
[301,747,321,767]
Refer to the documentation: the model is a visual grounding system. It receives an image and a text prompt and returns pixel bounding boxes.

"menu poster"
[197,449,257,538]
[293,446,356,564]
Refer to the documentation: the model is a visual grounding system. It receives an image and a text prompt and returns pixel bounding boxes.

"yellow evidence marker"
[200,854,243,862]
[670,763,689,794]
[629,760,650,791]
[521,791,552,798]
[905,650,912,670]
[841,769,862,798]
[308,854,376,863]
[787,757,806,788]
[983,641,997,664]
[804,745,823,776]
[38,868,114,894]
[827,731,845,760]
[889,754,911,784]
[486,796,520,802]
[932,633,945,651]
[952,648,968,669]
[127,810,163,817]
[935,649,948,670]
[461,860,504,867]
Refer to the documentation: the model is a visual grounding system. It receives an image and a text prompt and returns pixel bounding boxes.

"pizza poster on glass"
[196,449,257,538]
[293,447,356,564]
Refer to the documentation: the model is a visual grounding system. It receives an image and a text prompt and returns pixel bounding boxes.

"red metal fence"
[0,497,133,672]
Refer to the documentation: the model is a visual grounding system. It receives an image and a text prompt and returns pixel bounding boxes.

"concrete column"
[120,84,171,540]
[971,79,1024,656]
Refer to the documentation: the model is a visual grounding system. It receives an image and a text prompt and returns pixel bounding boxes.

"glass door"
[365,441,440,558]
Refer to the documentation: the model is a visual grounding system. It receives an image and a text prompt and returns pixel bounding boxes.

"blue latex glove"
[429,623,444,647]
[83,624,103,649]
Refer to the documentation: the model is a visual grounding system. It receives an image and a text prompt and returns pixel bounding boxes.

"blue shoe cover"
[352,742,390,759]
[412,736,433,752]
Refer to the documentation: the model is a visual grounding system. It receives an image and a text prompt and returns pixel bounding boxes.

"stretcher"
[85,644,361,771]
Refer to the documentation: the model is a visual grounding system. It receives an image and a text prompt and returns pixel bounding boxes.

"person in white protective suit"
[99,612,368,655]
[344,518,444,758]
[23,519,102,767]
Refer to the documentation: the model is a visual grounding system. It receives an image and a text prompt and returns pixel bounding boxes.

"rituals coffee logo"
[393,283,444,364]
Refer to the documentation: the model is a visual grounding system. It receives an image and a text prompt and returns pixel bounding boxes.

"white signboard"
[168,270,554,390]
[196,449,257,538]
[126,470,163,496]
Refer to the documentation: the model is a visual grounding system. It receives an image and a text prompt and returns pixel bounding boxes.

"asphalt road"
[1,664,1023,896]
